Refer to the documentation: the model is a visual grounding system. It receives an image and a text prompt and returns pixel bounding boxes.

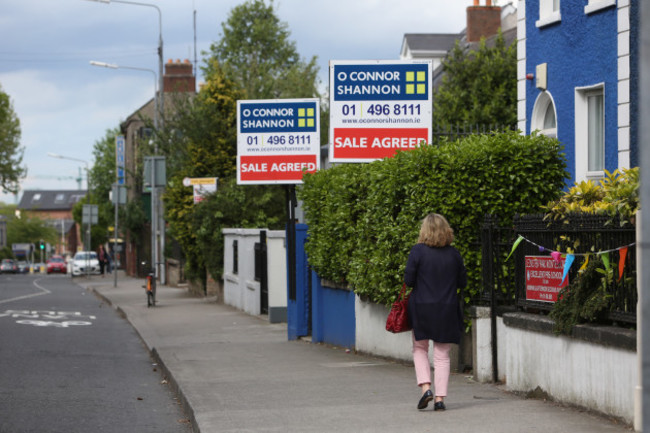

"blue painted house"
[517,0,638,183]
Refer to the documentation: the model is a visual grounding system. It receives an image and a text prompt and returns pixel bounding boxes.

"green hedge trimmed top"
[298,131,568,305]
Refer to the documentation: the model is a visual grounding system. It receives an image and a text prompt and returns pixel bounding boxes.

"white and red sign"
[183,177,217,204]
[525,256,569,303]
[237,99,320,185]
[329,60,432,163]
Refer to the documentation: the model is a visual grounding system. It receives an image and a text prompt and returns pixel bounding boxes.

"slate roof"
[18,190,87,211]
[401,33,462,58]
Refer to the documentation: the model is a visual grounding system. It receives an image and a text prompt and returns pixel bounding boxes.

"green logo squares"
[406,70,427,95]
[298,107,315,128]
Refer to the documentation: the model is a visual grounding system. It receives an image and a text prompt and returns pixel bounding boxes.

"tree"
[162,2,322,285]
[71,127,120,249]
[432,31,517,127]
[206,0,320,100]
[163,62,243,282]
[6,215,57,251]
[0,84,26,193]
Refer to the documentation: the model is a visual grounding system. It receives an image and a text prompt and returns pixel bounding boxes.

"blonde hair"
[417,213,454,247]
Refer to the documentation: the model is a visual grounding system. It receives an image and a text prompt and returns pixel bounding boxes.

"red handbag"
[385,284,411,333]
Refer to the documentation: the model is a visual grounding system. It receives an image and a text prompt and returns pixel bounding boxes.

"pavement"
[77,272,633,433]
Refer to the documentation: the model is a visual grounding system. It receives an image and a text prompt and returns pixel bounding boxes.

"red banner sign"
[239,154,318,183]
[525,256,568,303]
[332,127,429,160]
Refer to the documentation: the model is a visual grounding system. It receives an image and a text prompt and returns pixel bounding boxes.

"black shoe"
[417,390,433,410]
[434,401,446,411]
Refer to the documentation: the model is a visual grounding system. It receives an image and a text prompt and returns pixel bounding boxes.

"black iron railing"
[481,214,637,324]
[431,124,515,146]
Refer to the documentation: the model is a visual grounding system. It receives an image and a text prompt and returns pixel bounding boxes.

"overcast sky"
[0,0,478,204]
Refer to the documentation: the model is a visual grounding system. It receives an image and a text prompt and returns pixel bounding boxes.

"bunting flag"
[507,234,635,258]
[618,247,628,281]
[505,235,636,283]
[601,252,610,271]
[578,254,590,273]
[505,235,524,261]
[561,254,575,285]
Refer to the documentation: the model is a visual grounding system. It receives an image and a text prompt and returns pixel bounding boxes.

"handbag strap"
[399,283,408,301]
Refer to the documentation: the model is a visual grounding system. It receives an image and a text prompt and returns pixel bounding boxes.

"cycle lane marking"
[0,278,96,327]
[0,277,51,305]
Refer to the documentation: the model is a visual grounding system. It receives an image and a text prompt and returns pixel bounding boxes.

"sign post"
[114,135,126,287]
[329,60,432,163]
[144,156,166,284]
[237,98,320,305]
[82,204,98,277]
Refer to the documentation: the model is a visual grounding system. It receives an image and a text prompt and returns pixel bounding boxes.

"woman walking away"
[405,213,467,411]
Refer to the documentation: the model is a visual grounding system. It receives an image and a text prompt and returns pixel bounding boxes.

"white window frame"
[575,84,606,182]
[536,0,561,28]
[531,91,557,138]
[584,0,616,15]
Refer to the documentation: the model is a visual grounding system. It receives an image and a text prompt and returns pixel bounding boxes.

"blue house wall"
[525,1,619,182]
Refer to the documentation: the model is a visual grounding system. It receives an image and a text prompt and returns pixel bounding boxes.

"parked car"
[0,259,17,274]
[17,261,30,274]
[46,255,67,274]
[71,251,100,277]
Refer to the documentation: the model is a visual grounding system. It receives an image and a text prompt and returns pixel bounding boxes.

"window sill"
[585,0,616,15]
[586,170,605,180]
[535,12,562,28]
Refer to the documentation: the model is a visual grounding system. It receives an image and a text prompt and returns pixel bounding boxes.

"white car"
[71,251,100,276]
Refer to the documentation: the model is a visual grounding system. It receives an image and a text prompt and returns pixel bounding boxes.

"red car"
[47,255,67,274]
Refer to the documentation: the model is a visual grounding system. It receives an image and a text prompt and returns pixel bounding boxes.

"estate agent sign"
[237,98,320,185]
[329,60,432,162]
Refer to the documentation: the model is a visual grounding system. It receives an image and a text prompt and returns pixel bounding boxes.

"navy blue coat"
[404,244,467,344]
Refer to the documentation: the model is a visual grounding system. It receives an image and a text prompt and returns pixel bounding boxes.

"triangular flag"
[551,251,561,262]
[560,254,574,285]
[601,252,610,271]
[506,235,524,261]
[578,254,590,273]
[618,247,628,281]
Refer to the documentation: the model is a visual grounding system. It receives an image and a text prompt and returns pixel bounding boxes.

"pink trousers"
[412,334,451,397]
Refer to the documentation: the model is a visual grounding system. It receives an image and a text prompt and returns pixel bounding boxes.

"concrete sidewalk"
[78,273,632,433]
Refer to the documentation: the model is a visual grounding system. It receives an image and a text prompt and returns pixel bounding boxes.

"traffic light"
[39,240,44,250]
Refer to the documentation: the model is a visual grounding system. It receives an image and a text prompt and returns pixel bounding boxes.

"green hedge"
[298,131,568,305]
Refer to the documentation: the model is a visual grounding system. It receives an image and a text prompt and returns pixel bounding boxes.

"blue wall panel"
[311,271,355,349]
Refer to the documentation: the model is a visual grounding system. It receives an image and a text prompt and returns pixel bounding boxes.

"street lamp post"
[84,0,163,129]
[89,61,158,129]
[86,0,166,284]
[90,60,162,282]
[47,153,91,251]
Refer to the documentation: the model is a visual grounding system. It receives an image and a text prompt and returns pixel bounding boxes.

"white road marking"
[0,278,51,305]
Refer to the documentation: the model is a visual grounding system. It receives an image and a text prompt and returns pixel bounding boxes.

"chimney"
[466,0,502,43]
[163,59,196,93]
